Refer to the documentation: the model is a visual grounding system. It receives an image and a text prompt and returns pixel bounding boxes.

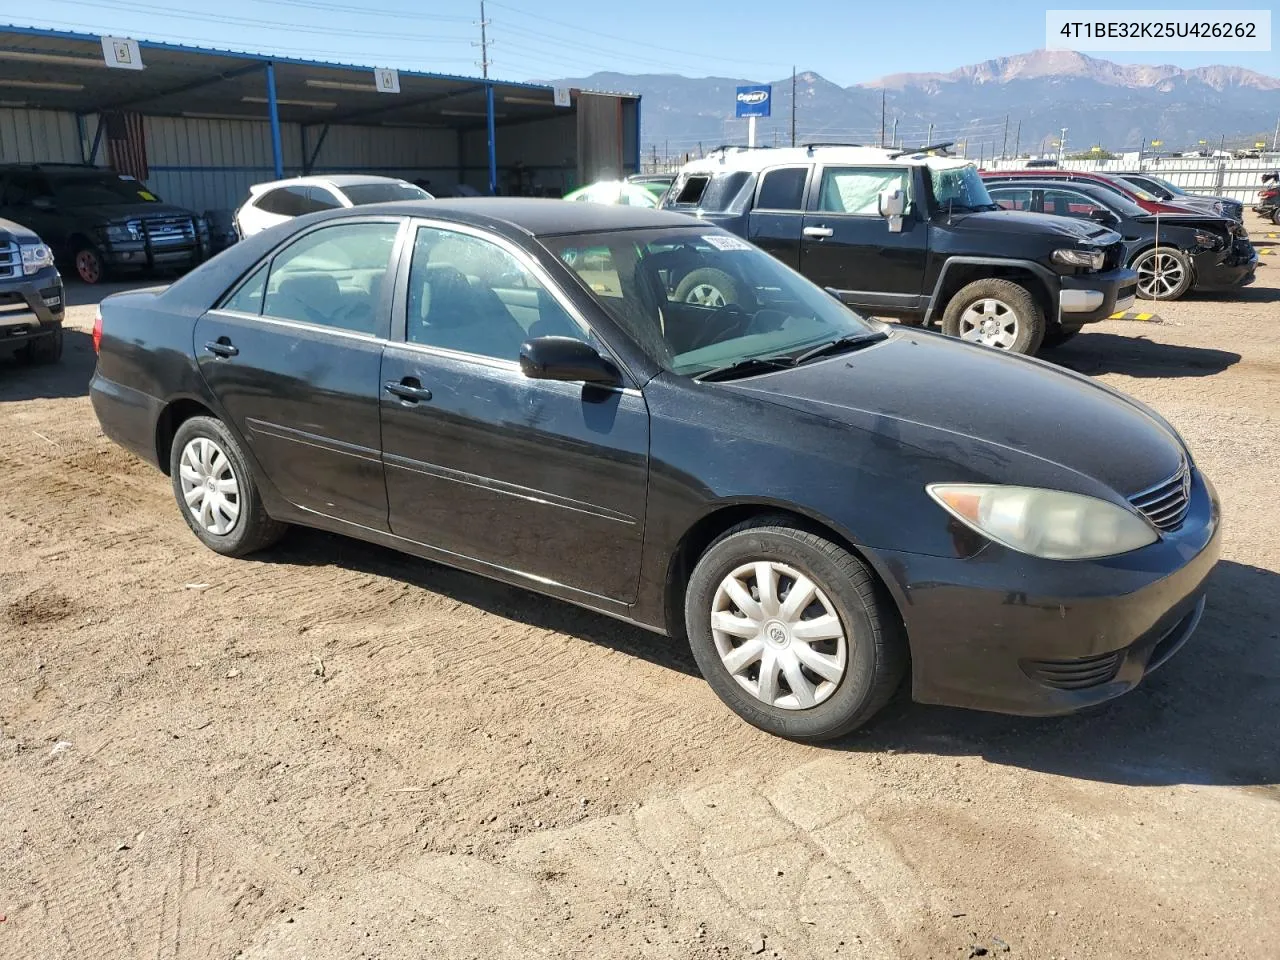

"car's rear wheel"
[74,246,107,285]
[1131,246,1193,300]
[941,278,1045,355]
[1041,322,1084,348]
[684,518,906,741]
[674,267,742,308]
[169,416,287,557]
[1272,208,1280,226]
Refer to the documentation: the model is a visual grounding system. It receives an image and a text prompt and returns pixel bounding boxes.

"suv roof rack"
[887,140,955,159]
[803,142,865,152]
[706,144,773,155]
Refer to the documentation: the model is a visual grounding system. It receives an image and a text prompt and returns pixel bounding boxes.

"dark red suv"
[980,170,1200,216]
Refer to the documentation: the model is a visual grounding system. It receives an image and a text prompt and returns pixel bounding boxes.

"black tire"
[940,278,1045,355]
[1272,208,1280,226]
[169,415,288,557]
[20,326,63,365]
[673,267,743,308]
[1041,322,1084,349]
[684,518,907,742]
[74,245,107,285]
[1130,246,1193,301]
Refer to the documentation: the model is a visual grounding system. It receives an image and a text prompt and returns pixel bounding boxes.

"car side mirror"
[1089,208,1119,226]
[30,196,56,210]
[519,336,621,386]
[879,188,905,233]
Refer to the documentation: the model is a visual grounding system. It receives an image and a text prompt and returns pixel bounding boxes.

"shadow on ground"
[263,528,1279,789]
[1044,331,1241,377]
[0,328,97,402]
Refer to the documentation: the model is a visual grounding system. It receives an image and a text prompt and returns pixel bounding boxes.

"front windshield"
[55,174,162,206]
[342,182,431,205]
[542,228,879,378]
[929,164,997,212]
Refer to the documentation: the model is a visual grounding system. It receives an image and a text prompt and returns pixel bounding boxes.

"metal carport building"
[0,25,640,214]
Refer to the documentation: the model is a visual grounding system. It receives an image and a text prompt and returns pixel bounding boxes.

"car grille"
[142,216,195,244]
[1102,240,1125,271]
[1129,463,1192,531]
[0,242,18,279]
[1022,650,1122,690]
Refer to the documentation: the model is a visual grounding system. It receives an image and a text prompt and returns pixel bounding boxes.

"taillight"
[92,308,103,354]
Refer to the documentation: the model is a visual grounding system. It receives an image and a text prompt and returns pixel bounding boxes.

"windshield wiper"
[791,332,887,365]
[694,355,795,382]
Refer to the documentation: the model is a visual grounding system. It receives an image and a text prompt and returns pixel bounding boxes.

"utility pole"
[1059,126,1068,162]
[1001,114,1009,159]
[790,67,796,147]
[926,122,933,146]
[1013,120,1020,158]
[880,89,886,147]
[476,0,491,78]
[891,116,898,148]
[1273,116,1279,152]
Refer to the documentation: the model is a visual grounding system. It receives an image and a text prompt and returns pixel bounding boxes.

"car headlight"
[927,484,1158,560]
[103,222,143,243]
[19,242,54,276]
[1052,248,1104,271]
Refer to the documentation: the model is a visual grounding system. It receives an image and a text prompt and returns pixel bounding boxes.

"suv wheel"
[674,268,741,308]
[74,246,107,285]
[684,518,906,741]
[1131,246,1192,300]
[170,416,288,557]
[941,278,1045,355]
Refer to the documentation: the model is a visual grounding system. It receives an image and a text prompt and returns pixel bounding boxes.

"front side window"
[1042,189,1106,220]
[406,226,583,361]
[816,167,909,216]
[544,228,878,378]
[756,167,808,211]
[259,221,400,334]
[990,188,1033,212]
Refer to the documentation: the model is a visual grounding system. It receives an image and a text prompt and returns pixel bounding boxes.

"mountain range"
[547,50,1280,159]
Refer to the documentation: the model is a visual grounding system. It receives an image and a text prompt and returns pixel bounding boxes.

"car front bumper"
[1191,243,1258,291]
[0,265,65,352]
[1058,266,1138,322]
[102,238,208,271]
[871,468,1222,716]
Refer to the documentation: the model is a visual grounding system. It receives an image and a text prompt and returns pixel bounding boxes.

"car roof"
[676,145,972,175]
[249,174,415,193]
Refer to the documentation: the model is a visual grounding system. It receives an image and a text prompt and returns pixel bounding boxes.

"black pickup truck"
[0,217,64,364]
[660,144,1138,354]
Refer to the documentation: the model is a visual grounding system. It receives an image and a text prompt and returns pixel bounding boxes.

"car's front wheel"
[940,278,1045,355]
[684,519,906,741]
[169,416,288,557]
[1131,246,1193,300]
[74,246,107,285]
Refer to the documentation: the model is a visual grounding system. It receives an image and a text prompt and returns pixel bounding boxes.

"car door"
[799,164,927,315]
[195,217,405,530]
[746,165,811,270]
[379,221,650,603]
[0,172,63,251]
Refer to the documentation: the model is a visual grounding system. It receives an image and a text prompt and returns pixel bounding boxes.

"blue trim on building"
[486,83,498,196]
[265,62,284,180]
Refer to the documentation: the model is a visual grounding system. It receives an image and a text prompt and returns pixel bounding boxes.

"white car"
[234,175,432,237]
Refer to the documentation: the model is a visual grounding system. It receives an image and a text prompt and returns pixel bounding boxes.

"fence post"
[1215,158,1225,193]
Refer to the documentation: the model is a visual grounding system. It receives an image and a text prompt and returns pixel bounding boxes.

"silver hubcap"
[685,283,727,307]
[958,298,1020,349]
[1135,251,1184,299]
[178,437,241,536]
[711,561,848,710]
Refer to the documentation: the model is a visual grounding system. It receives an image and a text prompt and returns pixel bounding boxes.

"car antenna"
[888,140,955,160]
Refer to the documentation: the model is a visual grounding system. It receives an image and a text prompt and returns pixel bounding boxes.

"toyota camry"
[90,200,1221,741]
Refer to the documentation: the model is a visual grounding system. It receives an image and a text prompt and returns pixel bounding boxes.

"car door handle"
[384,379,432,403]
[203,338,238,358]
[803,226,834,239]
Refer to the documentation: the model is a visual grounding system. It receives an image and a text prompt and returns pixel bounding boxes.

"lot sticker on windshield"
[702,234,753,252]
[138,190,157,200]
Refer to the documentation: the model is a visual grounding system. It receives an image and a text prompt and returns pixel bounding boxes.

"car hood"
[730,330,1185,498]
[0,217,41,245]
[943,208,1119,243]
[66,203,196,225]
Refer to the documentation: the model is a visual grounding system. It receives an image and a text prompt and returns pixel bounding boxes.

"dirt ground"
[2,219,1278,960]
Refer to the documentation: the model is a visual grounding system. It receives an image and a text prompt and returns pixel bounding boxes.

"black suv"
[660,145,1138,354]
[0,164,209,284]
[0,217,65,364]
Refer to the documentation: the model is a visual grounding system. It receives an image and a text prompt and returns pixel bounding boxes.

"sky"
[7,0,1279,85]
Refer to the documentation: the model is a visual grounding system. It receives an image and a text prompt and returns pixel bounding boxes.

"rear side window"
[256,186,310,216]
[674,175,710,205]
[307,186,343,211]
[990,187,1033,211]
[756,167,808,211]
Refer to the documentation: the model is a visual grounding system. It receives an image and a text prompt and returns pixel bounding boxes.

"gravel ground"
[1,219,1278,960]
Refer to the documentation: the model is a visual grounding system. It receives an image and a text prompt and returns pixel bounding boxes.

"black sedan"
[986,179,1256,305]
[90,199,1221,741]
